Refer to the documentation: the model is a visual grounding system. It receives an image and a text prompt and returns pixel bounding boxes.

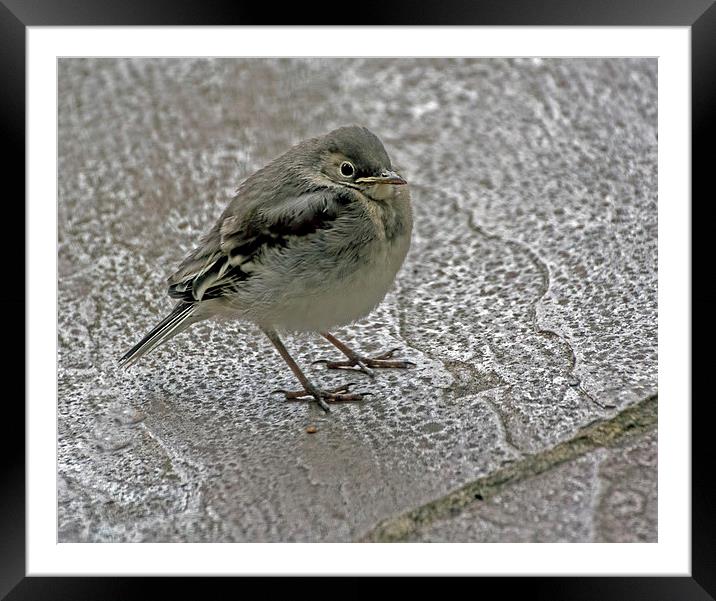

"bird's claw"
[315,348,416,376]
[324,360,377,378]
[275,383,368,412]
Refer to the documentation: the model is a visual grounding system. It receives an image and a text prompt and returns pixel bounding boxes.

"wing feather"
[167,188,353,302]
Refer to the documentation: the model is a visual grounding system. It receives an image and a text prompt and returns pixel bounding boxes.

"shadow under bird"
[120,126,414,411]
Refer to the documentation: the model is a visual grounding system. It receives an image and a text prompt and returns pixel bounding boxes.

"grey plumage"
[120,126,413,410]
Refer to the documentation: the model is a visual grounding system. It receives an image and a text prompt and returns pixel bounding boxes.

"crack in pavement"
[391,187,519,406]
[392,185,607,459]
[394,281,520,456]
[455,197,613,411]
[479,387,523,457]
[359,393,657,542]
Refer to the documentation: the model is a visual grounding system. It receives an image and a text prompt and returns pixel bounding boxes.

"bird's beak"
[356,170,408,186]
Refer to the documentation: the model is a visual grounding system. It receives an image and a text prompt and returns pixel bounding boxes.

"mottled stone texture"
[58,58,657,542]
[408,430,657,542]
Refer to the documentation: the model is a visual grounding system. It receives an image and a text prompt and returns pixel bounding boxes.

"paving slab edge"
[359,393,657,542]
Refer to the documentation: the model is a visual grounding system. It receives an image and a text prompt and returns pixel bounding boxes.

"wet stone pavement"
[58,58,657,542]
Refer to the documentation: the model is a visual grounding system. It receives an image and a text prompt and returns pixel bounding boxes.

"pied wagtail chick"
[120,126,414,412]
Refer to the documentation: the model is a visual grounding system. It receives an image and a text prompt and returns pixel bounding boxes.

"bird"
[119,125,414,412]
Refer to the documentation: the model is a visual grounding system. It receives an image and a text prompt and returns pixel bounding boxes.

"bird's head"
[310,126,408,201]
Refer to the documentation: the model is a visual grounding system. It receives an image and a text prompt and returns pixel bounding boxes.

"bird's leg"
[314,332,416,378]
[262,328,365,412]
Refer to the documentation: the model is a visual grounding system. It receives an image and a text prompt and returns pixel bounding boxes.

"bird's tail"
[119,302,199,368]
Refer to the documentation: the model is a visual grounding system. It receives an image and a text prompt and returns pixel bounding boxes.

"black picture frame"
[4,0,710,598]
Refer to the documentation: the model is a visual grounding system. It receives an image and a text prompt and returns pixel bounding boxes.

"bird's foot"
[272,383,368,412]
[313,348,415,378]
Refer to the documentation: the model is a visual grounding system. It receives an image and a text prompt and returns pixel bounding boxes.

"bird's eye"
[340,161,355,177]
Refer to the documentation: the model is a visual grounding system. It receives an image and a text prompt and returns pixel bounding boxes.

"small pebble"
[306,425,318,434]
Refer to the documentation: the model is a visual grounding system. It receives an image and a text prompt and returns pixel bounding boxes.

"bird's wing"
[167,188,352,302]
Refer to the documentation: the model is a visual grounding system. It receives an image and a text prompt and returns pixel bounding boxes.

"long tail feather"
[119,302,197,368]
